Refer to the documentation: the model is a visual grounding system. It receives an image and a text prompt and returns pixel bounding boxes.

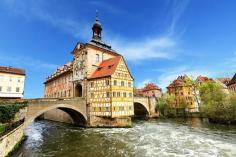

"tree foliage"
[156,93,187,117]
[199,81,236,124]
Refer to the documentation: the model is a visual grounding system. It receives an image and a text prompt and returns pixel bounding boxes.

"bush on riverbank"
[199,81,236,124]
[0,102,27,123]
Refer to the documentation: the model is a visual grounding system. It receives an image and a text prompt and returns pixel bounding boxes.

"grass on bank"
[0,123,6,134]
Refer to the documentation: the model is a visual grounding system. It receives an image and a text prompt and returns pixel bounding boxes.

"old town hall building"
[44,15,134,126]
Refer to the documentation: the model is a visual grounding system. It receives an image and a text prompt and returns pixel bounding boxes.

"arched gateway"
[25,98,87,127]
[74,84,83,97]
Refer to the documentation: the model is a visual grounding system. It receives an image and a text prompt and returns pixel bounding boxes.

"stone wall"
[89,116,132,127]
[0,124,24,157]
[14,107,27,122]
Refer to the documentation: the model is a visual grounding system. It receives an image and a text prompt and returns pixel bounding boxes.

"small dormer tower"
[92,11,102,40]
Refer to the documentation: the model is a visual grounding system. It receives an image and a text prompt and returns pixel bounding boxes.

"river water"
[13,118,236,157]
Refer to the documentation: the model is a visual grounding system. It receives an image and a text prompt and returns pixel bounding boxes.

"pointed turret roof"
[228,73,236,86]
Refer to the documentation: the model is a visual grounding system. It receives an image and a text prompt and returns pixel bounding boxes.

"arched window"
[96,54,99,63]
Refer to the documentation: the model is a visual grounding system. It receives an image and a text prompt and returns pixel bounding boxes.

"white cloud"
[1,0,187,62]
[167,0,190,34]
[105,34,178,61]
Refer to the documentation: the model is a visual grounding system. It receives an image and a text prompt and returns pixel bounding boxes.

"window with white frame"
[121,81,125,86]
[16,87,20,92]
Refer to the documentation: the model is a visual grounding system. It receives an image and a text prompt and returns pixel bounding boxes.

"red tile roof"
[216,77,230,85]
[88,56,122,79]
[0,66,25,75]
[167,75,190,88]
[143,83,161,91]
[197,75,210,82]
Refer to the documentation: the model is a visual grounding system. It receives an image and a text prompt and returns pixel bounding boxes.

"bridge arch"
[133,102,149,117]
[25,104,87,127]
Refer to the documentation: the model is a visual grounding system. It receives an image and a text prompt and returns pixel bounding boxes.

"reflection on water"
[13,118,236,157]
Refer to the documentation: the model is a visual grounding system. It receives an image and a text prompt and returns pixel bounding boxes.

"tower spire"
[92,10,102,40]
[96,10,99,21]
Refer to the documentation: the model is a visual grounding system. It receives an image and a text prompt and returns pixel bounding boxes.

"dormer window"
[97,67,102,71]
[108,65,113,69]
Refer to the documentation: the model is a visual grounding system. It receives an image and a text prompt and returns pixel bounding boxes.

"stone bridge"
[25,98,87,127]
[23,96,158,127]
[133,97,158,118]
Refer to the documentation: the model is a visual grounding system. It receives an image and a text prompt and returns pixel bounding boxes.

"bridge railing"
[25,97,85,102]
[134,96,149,101]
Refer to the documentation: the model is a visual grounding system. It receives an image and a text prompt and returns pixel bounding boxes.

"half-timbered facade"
[88,56,134,118]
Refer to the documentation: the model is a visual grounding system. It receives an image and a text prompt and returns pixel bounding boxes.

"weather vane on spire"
[96,10,99,20]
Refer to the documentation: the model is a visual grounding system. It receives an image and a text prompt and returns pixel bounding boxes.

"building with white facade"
[0,66,25,99]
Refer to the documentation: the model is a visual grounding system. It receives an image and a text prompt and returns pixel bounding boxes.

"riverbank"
[0,102,28,157]
[158,109,236,125]
[0,123,25,157]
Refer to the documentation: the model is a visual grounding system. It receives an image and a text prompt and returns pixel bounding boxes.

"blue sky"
[0,0,236,98]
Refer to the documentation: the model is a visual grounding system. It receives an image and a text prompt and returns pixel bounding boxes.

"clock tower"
[72,13,119,98]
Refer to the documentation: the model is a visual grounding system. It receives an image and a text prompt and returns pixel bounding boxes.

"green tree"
[199,81,236,123]
[229,93,236,122]
[156,93,177,117]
